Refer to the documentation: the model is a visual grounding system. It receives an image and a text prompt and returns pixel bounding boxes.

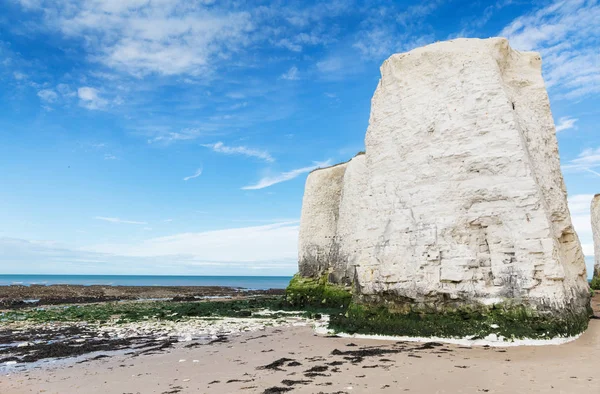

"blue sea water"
[0,275,293,290]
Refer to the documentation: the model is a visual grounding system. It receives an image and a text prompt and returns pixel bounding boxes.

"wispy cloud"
[555,116,578,132]
[183,167,203,181]
[78,87,108,110]
[85,221,298,263]
[242,160,332,190]
[202,141,274,163]
[563,147,600,177]
[13,71,27,80]
[352,1,441,61]
[94,216,147,225]
[500,0,600,99]
[280,66,299,80]
[13,1,256,77]
[37,89,58,103]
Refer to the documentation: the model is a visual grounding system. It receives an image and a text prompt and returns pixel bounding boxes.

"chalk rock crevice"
[295,38,590,337]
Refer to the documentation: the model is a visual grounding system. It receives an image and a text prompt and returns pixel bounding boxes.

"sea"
[0,275,293,290]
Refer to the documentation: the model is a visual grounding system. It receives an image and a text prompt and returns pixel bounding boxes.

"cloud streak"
[563,147,600,177]
[202,141,274,163]
[183,167,203,181]
[280,66,299,80]
[555,116,578,132]
[242,160,332,190]
[94,216,147,225]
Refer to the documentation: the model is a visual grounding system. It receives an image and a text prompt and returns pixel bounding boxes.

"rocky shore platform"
[0,284,284,308]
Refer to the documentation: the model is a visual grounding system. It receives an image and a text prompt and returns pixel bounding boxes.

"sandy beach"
[1,295,599,394]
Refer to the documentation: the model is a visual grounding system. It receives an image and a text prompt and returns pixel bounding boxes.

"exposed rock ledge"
[292,37,591,339]
[592,194,600,286]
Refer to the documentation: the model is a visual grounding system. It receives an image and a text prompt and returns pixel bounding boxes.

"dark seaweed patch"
[262,387,293,394]
[257,358,296,371]
[281,379,312,386]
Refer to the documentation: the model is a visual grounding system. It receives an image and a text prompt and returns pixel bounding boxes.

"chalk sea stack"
[592,194,600,288]
[287,37,591,339]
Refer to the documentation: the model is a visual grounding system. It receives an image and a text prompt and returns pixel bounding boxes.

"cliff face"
[296,38,590,336]
[593,195,600,279]
[298,162,349,282]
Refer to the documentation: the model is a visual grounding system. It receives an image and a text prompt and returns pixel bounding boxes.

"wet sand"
[2,296,599,394]
[2,319,599,393]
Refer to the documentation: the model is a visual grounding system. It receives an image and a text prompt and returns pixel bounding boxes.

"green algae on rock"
[285,274,352,310]
[329,301,592,340]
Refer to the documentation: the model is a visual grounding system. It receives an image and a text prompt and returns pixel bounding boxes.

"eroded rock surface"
[592,194,600,280]
[296,38,590,336]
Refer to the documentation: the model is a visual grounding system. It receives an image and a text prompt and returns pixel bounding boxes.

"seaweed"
[285,274,351,310]
[329,301,591,340]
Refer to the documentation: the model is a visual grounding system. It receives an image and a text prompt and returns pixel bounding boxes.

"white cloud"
[37,89,58,102]
[500,0,600,99]
[0,221,299,275]
[316,56,344,74]
[202,141,274,163]
[555,116,578,132]
[94,216,147,225]
[104,153,117,160]
[56,83,76,97]
[563,147,600,177]
[280,66,299,80]
[78,87,108,110]
[16,0,255,77]
[13,71,27,80]
[183,167,203,181]
[85,221,298,262]
[242,160,332,190]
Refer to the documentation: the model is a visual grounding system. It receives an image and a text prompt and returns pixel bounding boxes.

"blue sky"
[0,0,598,276]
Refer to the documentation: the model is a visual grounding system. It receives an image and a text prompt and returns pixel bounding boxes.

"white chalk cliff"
[297,38,590,319]
[593,194,600,279]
